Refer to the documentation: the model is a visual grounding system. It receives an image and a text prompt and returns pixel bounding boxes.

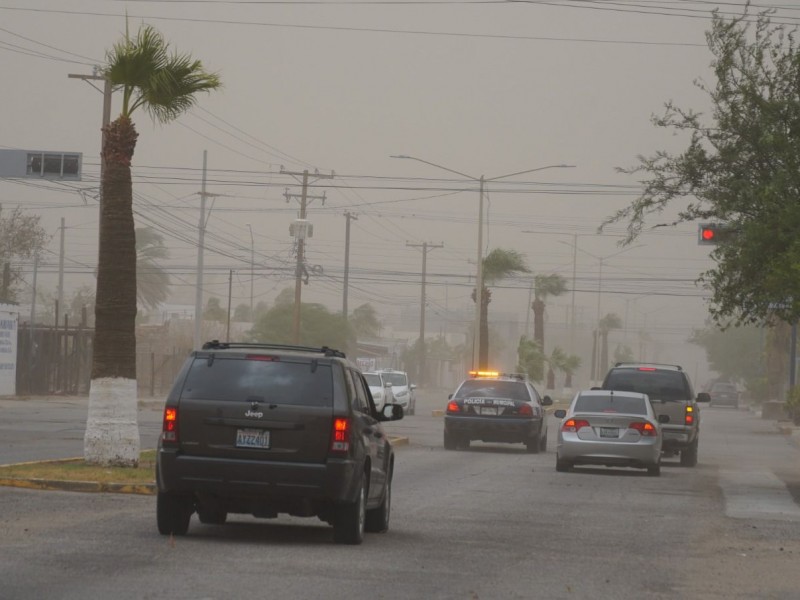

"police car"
[444,371,553,452]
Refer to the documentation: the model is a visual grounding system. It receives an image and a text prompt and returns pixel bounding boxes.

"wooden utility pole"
[343,212,358,320]
[406,241,443,385]
[282,168,334,344]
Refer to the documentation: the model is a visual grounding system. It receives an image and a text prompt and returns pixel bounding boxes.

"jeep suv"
[600,363,710,466]
[156,341,404,544]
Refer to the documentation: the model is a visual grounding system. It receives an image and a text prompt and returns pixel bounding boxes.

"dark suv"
[600,363,710,467]
[156,341,404,545]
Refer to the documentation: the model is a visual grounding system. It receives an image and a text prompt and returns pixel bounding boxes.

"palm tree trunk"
[532,298,545,348]
[84,115,140,467]
[479,286,490,369]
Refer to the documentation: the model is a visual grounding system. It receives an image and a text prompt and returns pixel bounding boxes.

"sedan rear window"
[575,394,647,415]
[179,357,333,406]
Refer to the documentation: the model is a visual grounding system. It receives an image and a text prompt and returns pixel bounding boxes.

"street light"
[391,155,575,369]
[246,224,254,320]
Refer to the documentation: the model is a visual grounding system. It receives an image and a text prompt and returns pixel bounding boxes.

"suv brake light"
[330,418,350,453]
[638,367,657,371]
[162,407,179,444]
[562,418,590,432]
[629,421,657,436]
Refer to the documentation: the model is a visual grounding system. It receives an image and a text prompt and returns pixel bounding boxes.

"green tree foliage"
[0,206,48,303]
[249,302,354,351]
[689,323,765,388]
[604,9,800,326]
[598,313,623,376]
[516,336,545,383]
[233,303,251,322]
[350,303,382,339]
[273,287,294,306]
[135,227,170,310]
[613,343,635,365]
[474,249,530,368]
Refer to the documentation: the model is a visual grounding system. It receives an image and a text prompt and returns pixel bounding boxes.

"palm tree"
[84,24,220,467]
[531,273,567,348]
[136,227,171,310]
[561,353,582,389]
[472,248,530,368]
[598,313,623,378]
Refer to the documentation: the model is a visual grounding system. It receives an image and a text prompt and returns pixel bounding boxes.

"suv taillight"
[330,418,350,454]
[562,418,590,432]
[629,421,657,437]
[685,406,694,425]
[162,407,179,444]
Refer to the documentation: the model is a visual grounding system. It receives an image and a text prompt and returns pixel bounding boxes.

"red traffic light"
[701,227,716,241]
[698,222,729,245]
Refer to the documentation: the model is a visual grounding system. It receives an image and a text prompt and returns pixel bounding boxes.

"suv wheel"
[365,472,391,533]
[680,439,699,467]
[334,473,366,545]
[157,491,193,536]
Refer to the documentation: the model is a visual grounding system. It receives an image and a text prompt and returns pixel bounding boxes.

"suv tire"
[680,438,699,467]
[333,473,366,545]
[157,491,192,536]
[365,472,391,533]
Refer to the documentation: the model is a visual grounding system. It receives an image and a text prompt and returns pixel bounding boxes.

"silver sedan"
[554,390,668,476]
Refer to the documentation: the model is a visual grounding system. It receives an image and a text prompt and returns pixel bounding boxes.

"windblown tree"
[603,9,800,327]
[0,206,48,303]
[598,313,622,377]
[473,248,530,368]
[85,24,220,467]
[517,336,545,383]
[135,226,170,310]
[531,273,567,349]
[350,303,382,339]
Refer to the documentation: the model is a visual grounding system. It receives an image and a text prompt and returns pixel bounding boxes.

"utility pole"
[407,241,443,385]
[226,269,233,342]
[57,217,65,326]
[194,151,219,350]
[246,224,254,320]
[343,212,358,320]
[282,168,334,344]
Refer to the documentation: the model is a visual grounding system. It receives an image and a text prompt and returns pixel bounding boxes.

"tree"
[516,336,545,383]
[350,303,382,339]
[613,343,635,365]
[249,302,353,350]
[136,227,170,310]
[531,273,567,349]
[203,297,227,322]
[233,303,252,322]
[0,206,48,303]
[561,353,582,389]
[85,24,220,467]
[545,346,567,390]
[689,322,765,392]
[598,313,622,377]
[473,248,530,368]
[603,9,800,327]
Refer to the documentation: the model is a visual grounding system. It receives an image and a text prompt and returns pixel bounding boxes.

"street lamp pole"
[391,155,574,370]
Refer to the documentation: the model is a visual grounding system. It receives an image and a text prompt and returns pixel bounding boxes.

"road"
[2,391,800,599]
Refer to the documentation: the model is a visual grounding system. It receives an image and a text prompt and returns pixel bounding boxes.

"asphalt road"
[2,391,800,599]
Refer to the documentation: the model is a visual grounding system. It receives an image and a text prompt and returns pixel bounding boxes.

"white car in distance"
[364,372,394,411]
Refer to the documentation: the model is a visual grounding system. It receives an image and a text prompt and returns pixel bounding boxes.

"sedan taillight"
[629,421,657,437]
[562,418,590,432]
[517,404,533,417]
[446,401,461,414]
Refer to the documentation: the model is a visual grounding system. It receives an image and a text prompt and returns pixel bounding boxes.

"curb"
[1,438,412,495]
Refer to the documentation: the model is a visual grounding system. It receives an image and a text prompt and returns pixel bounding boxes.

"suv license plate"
[599,427,619,438]
[236,428,270,449]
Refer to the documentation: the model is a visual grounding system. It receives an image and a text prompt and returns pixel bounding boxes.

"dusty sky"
[2,0,784,382]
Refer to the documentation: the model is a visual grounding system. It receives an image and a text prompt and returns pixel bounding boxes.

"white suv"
[379,370,416,415]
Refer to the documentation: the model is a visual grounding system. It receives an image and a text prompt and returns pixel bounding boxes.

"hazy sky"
[2,0,783,379]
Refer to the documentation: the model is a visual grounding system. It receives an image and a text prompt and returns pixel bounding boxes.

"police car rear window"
[454,380,530,401]
[179,357,333,406]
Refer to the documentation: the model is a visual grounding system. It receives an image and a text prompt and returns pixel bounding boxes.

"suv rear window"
[179,357,334,407]
[575,394,647,415]
[604,369,689,402]
[454,380,530,401]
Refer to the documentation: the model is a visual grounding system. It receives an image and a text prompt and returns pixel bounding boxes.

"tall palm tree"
[531,273,567,348]
[598,312,623,378]
[84,24,221,466]
[472,248,530,368]
[136,227,171,310]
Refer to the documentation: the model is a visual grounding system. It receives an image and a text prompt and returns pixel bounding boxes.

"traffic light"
[698,222,728,245]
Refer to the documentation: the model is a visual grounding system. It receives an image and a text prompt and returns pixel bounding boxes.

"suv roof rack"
[613,362,682,371]
[201,340,347,358]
